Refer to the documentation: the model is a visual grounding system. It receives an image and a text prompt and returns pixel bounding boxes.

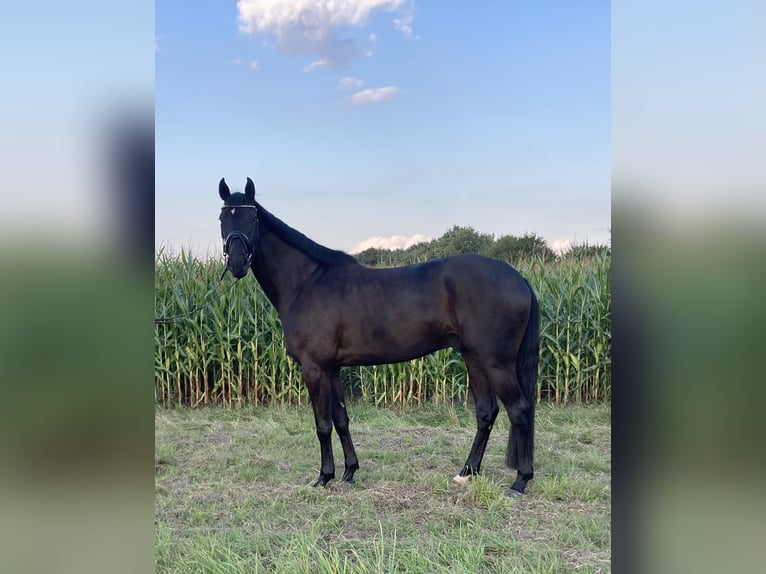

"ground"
[155,402,610,573]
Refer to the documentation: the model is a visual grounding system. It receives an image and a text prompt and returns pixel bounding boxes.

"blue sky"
[156,1,610,256]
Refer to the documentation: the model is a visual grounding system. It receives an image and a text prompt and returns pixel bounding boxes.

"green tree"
[431,226,495,258]
[355,248,401,267]
[490,233,556,264]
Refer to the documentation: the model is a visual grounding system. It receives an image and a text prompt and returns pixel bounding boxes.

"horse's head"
[218,177,259,279]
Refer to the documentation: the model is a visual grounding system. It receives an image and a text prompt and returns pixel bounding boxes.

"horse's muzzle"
[223,231,253,278]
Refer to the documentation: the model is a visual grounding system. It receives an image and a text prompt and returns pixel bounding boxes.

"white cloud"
[347,86,401,105]
[351,234,431,253]
[249,60,260,70]
[392,5,417,38]
[236,0,415,69]
[549,239,574,255]
[366,32,377,56]
[338,76,364,90]
[303,58,329,72]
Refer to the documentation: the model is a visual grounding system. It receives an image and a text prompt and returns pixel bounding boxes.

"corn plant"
[155,250,610,407]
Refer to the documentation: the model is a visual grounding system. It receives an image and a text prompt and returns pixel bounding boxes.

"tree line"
[354,225,610,267]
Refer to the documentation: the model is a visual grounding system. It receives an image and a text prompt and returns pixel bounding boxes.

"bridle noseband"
[222,205,259,268]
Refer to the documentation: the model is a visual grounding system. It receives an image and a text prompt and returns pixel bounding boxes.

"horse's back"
[330,253,530,322]
[438,253,531,306]
[356,252,532,347]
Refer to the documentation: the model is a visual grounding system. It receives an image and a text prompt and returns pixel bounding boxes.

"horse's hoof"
[452,474,471,486]
[342,463,359,483]
[505,488,523,498]
[312,474,333,488]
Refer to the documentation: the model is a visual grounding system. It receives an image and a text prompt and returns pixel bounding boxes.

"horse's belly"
[335,317,458,366]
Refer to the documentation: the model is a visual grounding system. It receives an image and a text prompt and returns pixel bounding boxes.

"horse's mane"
[257,202,359,266]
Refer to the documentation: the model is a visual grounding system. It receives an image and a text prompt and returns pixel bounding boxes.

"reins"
[154,263,236,324]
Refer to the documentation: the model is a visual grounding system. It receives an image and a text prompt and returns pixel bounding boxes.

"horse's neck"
[251,229,319,316]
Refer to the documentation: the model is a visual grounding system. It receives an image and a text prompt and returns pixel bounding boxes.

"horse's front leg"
[302,363,335,487]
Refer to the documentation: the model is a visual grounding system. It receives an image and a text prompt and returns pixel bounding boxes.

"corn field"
[155,251,610,408]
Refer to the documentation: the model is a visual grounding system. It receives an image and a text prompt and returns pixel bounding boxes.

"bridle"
[222,205,259,269]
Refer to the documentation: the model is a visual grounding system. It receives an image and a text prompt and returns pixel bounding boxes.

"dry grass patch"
[156,402,610,573]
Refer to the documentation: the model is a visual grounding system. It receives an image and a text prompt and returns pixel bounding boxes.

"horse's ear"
[245,177,255,202]
[219,178,230,200]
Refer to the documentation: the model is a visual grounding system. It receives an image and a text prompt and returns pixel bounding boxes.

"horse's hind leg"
[491,366,535,496]
[453,354,499,485]
[329,369,359,483]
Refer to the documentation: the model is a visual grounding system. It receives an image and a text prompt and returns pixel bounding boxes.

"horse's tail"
[507,278,540,469]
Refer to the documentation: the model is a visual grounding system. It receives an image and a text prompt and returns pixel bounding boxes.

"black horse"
[218,177,540,496]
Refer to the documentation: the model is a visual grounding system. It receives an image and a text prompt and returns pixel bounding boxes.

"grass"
[156,402,610,573]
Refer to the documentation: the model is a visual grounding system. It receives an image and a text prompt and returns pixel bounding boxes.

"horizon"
[155,212,609,262]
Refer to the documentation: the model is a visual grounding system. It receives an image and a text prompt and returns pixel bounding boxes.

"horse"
[217,177,540,496]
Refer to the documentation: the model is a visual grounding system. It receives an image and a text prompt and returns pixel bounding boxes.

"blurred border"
[613,1,766,573]
[0,1,155,573]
